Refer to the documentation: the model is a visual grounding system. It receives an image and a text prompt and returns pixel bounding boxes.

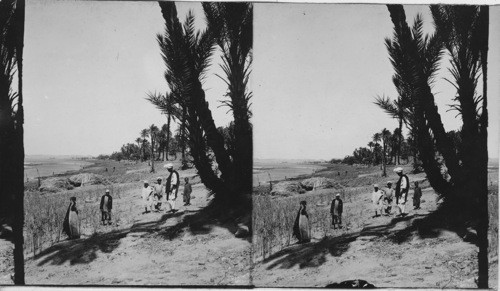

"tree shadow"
[262,208,477,271]
[33,199,251,267]
[34,229,129,266]
[155,200,252,243]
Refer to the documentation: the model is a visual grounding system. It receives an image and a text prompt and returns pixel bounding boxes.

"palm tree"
[372,133,381,167]
[203,2,253,193]
[367,141,375,164]
[381,128,391,177]
[135,137,142,152]
[374,95,407,164]
[0,0,24,284]
[387,5,489,286]
[148,124,159,172]
[140,129,149,162]
[146,92,180,161]
[386,6,453,195]
[157,2,240,205]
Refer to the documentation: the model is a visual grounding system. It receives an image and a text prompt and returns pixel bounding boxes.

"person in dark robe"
[63,197,80,239]
[330,193,343,229]
[394,167,410,216]
[165,163,180,212]
[100,189,113,225]
[413,181,422,210]
[293,201,311,243]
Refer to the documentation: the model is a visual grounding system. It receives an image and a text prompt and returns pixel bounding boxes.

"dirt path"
[253,188,498,288]
[23,184,251,285]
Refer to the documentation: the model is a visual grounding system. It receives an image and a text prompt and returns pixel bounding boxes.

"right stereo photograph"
[252,3,499,288]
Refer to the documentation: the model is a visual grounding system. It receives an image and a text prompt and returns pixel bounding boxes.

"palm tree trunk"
[13,0,25,284]
[382,138,387,177]
[150,133,155,173]
[192,83,234,191]
[165,99,171,161]
[180,107,186,167]
[476,5,489,288]
[398,117,402,165]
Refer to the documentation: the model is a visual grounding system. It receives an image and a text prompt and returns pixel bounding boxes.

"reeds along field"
[23,183,137,257]
[253,186,376,262]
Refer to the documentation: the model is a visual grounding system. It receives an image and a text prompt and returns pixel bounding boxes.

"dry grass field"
[252,161,498,288]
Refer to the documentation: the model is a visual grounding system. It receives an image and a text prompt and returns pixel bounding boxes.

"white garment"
[141,186,153,208]
[398,200,406,214]
[400,175,408,190]
[168,198,176,210]
[372,190,383,205]
[154,184,164,196]
[372,190,384,212]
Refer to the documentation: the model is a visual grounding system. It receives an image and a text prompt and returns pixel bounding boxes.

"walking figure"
[330,193,343,229]
[100,189,113,225]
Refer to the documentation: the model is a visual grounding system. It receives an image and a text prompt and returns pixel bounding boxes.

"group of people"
[141,163,193,214]
[61,188,114,240]
[61,163,194,240]
[292,167,424,245]
[371,167,422,218]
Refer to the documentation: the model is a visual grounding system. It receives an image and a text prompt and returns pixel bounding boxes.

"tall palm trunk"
[12,0,24,284]
[476,5,489,288]
[397,116,402,165]
[165,112,171,161]
[150,134,155,172]
[382,134,387,177]
[180,106,186,168]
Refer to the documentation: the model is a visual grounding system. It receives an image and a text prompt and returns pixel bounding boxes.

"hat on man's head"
[143,180,149,184]
[394,167,403,173]
[387,181,393,185]
[336,193,340,197]
[157,177,162,181]
[164,163,173,169]
[373,184,379,188]
[105,189,110,193]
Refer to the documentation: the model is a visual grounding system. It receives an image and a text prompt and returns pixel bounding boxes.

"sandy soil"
[0,160,252,286]
[252,167,498,288]
[20,181,251,286]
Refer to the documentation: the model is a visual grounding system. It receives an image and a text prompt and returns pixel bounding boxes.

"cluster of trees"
[341,127,413,168]
[0,0,24,284]
[100,123,188,168]
[380,5,490,287]
[148,2,253,206]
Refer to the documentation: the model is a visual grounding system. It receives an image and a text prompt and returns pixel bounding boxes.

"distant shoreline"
[24,157,95,180]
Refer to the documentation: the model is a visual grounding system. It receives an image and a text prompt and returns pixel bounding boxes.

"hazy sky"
[24,2,499,160]
[253,4,499,160]
[24,1,231,156]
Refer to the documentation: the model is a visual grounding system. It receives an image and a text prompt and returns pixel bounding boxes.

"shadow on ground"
[34,199,251,266]
[264,207,478,271]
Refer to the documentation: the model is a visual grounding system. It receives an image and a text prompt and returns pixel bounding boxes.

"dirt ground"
[1,160,251,286]
[22,184,250,286]
[252,164,499,288]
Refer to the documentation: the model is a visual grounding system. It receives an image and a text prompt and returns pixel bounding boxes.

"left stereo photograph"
[0,0,253,286]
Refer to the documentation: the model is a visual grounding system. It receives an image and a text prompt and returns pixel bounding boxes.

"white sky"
[24,1,231,156]
[253,4,500,160]
[23,2,499,160]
